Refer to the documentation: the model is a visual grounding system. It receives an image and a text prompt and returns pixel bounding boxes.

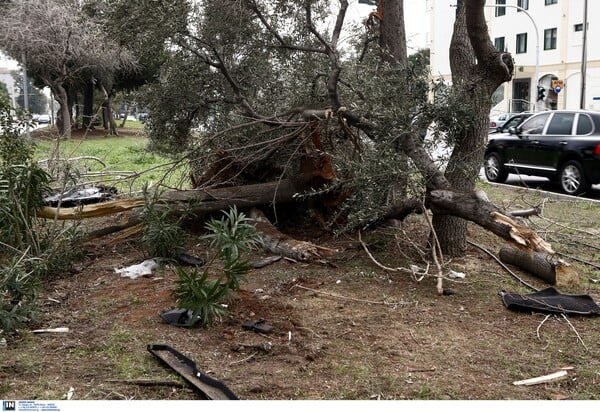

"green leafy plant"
[173,206,262,327]
[204,206,262,290]
[0,253,39,335]
[1,101,84,336]
[141,186,188,259]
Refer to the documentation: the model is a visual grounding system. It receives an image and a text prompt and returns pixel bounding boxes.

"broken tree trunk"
[37,179,309,220]
[249,208,336,261]
[499,245,580,287]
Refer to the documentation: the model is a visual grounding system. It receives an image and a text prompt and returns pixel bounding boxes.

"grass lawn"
[34,126,188,195]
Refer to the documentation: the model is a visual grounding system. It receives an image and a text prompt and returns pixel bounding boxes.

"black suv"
[484,110,600,195]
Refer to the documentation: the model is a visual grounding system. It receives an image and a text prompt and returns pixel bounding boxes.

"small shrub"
[0,255,39,335]
[0,101,83,336]
[141,187,188,259]
[173,206,262,327]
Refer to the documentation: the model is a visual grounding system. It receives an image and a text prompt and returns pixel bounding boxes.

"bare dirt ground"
[1,137,599,400]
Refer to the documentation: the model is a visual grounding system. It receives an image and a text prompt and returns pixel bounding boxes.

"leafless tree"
[0,0,135,138]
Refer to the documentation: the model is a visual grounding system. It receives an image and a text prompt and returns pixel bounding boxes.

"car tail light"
[595,143,600,155]
[491,122,496,127]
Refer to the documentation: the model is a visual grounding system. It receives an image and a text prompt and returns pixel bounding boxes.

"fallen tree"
[36,176,555,256]
[31,2,560,280]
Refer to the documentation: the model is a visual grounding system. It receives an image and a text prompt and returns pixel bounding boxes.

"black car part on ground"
[500,287,600,316]
[43,186,117,207]
[147,344,238,400]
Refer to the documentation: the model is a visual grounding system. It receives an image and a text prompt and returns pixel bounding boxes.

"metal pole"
[20,1,30,138]
[21,52,30,138]
[580,0,588,109]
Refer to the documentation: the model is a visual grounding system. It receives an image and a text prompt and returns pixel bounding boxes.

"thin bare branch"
[561,314,589,351]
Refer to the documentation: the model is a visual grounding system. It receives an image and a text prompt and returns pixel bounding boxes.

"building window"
[495,0,506,17]
[494,37,505,52]
[574,23,583,32]
[545,0,557,5]
[517,0,529,10]
[544,28,557,50]
[516,33,527,54]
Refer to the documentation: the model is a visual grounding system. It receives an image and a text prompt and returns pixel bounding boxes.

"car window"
[520,113,550,135]
[576,114,593,135]
[546,113,575,135]
[501,116,521,131]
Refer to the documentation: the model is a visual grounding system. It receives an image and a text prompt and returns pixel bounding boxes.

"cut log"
[499,246,580,287]
[249,208,336,261]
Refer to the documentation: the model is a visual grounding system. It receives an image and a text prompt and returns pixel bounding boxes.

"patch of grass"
[100,327,153,379]
[35,136,187,194]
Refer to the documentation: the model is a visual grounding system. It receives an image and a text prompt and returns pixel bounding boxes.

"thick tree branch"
[330,0,349,50]
[304,1,342,110]
[427,190,553,253]
[244,0,325,54]
[464,0,513,84]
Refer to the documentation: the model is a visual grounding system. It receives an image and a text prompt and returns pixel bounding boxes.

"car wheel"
[559,160,589,196]
[484,153,508,183]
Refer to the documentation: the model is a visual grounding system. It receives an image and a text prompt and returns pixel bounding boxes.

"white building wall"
[429,0,454,80]
[428,0,600,111]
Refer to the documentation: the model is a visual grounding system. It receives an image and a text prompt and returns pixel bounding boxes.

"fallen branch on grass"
[467,240,539,292]
[291,283,411,307]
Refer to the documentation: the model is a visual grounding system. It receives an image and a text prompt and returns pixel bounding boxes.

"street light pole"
[580,0,588,109]
[484,4,539,112]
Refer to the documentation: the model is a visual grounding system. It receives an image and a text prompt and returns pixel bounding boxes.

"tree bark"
[37,178,309,220]
[249,208,334,261]
[379,0,407,65]
[101,85,118,136]
[499,246,580,287]
[83,78,94,129]
[55,83,71,139]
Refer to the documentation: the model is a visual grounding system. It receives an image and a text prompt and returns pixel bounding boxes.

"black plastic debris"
[147,344,238,400]
[177,253,206,267]
[43,185,117,207]
[500,287,600,316]
[160,308,194,327]
[242,319,273,333]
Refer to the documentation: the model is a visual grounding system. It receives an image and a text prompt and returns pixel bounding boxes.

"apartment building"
[428,0,600,112]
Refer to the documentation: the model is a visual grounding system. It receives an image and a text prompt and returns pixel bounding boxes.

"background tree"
[79,0,189,131]
[0,0,135,138]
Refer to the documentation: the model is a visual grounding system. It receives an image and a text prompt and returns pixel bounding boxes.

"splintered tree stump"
[249,208,336,262]
[499,246,580,287]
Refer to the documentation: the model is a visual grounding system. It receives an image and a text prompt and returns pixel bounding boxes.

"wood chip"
[513,369,568,386]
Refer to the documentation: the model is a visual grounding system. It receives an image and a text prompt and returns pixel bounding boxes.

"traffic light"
[537,86,546,101]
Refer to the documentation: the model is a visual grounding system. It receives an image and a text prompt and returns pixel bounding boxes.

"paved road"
[479,169,600,201]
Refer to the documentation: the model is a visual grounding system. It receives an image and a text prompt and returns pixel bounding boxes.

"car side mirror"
[508,126,521,136]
